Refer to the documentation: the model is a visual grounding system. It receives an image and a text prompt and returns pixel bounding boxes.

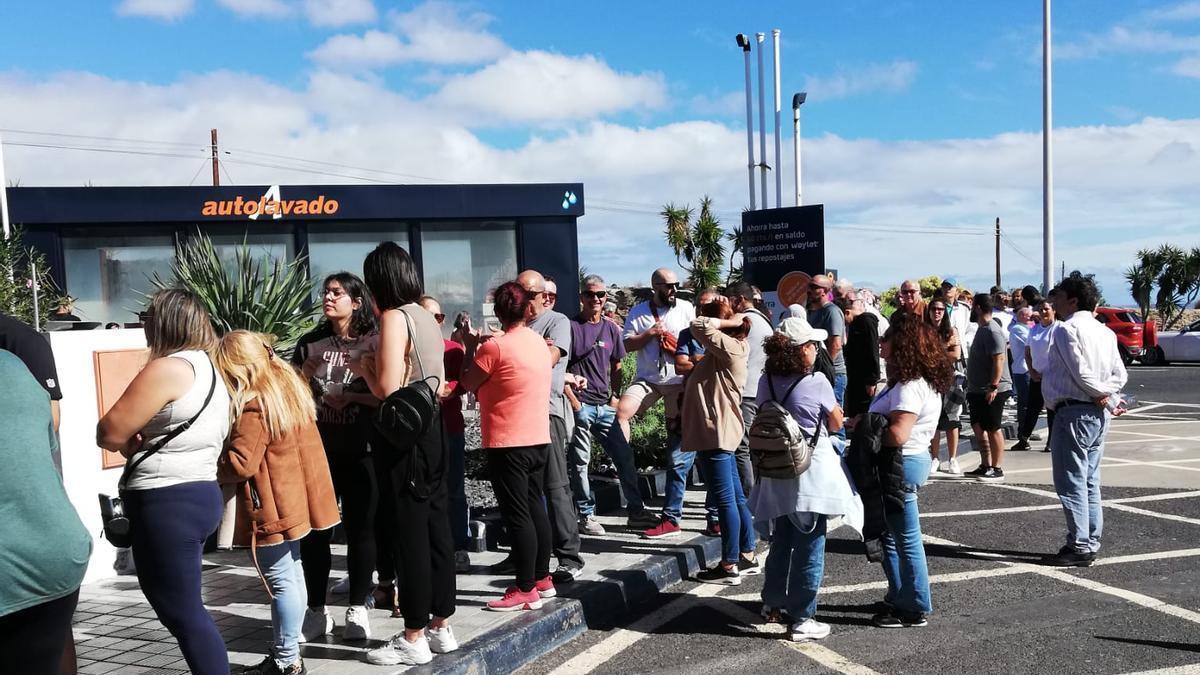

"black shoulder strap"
[119,359,218,490]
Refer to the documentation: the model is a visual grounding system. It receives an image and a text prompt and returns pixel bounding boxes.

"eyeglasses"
[583,290,607,299]
[900,289,919,295]
[545,292,557,299]
[932,306,946,312]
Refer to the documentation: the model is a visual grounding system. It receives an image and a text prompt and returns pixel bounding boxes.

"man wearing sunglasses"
[565,275,658,535]
[613,268,696,538]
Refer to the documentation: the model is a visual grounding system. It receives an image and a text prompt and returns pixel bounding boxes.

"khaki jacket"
[681,317,749,452]
[218,400,340,547]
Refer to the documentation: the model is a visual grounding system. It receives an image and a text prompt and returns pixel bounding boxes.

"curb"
[421,532,723,674]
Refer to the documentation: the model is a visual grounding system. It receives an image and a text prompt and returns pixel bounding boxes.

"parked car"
[1145,318,1200,365]
[1094,307,1145,365]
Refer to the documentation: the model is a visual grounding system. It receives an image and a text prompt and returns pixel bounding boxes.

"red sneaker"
[641,517,681,539]
[486,586,543,612]
[534,576,556,598]
[703,522,722,537]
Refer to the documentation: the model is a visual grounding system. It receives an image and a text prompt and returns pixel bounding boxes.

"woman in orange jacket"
[216,330,339,675]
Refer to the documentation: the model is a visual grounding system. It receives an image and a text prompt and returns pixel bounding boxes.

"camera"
[98,493,132,548]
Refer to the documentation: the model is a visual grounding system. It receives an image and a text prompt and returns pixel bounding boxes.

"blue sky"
[3,0,1200,302]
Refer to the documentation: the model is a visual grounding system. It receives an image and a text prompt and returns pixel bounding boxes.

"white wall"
[50,329,147,585]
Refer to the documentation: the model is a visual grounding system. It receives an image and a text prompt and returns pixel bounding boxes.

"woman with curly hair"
[925,299,965,476]
[864,309,952,628]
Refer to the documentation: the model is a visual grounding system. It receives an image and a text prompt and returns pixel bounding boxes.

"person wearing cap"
[805,274,847,411]
[941,280,972,355]
[749,317,861,642]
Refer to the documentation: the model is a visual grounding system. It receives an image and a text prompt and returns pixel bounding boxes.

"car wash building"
[8,182,584,328]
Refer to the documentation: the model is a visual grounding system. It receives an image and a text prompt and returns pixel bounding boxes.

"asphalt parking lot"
[522,366,1200,675]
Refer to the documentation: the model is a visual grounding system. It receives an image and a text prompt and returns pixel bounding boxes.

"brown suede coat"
[217,400,340,547]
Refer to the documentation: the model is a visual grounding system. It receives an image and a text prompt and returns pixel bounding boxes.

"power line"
[1,141,206,161]
[1001,232,1040,266]
[0,128,209,151]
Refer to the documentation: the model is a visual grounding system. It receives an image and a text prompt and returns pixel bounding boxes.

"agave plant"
[661,196,726,292]
[150,231,317,348]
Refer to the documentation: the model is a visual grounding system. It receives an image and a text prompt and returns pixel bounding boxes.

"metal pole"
[1042,0,1054,294]
[0,131,10,240]
[772,29,782,208]
[31,259,39,331]
[756,32,768,209]
[738,35,756,210]
[793,93,805,206]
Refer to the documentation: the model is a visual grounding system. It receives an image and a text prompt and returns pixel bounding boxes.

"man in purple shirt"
[566,275,659,534]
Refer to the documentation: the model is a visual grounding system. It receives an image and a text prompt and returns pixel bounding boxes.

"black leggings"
[1021,378,1056,445]
[301,448,379,607]
[374,421,456,630]
[123,480,228,675]
[489,444,552,592]
[0,588,78,675]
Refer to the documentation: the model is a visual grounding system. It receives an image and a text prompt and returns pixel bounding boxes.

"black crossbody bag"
[98,361,218,548]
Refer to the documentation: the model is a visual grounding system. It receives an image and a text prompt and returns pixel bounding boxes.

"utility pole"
[1042,0,1054,294]
[995,217,1002,288]
[211,128,220,186]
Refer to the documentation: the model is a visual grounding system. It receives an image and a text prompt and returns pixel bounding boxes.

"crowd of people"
[0,248,1128,672]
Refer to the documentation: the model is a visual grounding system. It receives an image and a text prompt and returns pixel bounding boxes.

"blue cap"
[941,277,957,286]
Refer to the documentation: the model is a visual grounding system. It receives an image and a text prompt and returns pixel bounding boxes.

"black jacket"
[843,313,880,417]
[847,412,907,562]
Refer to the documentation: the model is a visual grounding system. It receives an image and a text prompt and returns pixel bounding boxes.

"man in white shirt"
[1041,272,1128,567]
[614,268,696,538]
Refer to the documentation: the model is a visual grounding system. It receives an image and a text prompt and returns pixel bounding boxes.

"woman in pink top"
[461,281,557,611]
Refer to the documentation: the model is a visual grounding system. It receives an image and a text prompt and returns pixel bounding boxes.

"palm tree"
[661,196,726,291]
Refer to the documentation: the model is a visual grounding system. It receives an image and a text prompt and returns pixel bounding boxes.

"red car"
[1094,307,1145,365]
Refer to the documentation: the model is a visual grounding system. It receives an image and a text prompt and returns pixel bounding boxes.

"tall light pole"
[772,29,783,208]
[737,34,756,210]
[755,32,768,209]
[1042,0,1054,294]
[792,92,806,206]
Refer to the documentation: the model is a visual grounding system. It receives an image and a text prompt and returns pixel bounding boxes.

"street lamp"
[792,92,806,207]
[736,34,756,210]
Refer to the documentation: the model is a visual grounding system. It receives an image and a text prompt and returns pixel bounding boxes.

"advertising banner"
[741,204,825,324]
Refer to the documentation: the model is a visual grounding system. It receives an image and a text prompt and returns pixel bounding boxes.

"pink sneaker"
[535,576,556,599]
[486,586,543,612]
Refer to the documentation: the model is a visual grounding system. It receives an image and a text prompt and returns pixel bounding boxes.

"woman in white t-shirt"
[863,310,954,629]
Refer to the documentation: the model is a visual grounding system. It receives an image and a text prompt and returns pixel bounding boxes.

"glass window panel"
[204,228,295,270]
[62,231,175,325]
[307,222,408,290]
[420,222,517,338]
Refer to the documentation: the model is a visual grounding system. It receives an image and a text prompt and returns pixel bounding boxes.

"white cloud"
[689,91,744,118]
[1173,55,1200,77]
[309,1,508,68]
[302,0,376,27]
[1145,1,1200,23]
[435,51,667,123]
[115,0,194,21]
[1056,26,1200,59]
[1,69,1196,301]
[217,0,291,19]
[802,61,917,101]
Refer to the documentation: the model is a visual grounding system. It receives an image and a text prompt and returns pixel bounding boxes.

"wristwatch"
[988,384,998,391]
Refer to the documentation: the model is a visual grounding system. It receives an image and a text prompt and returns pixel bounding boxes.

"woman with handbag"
[291,272,385,642]
[748,317,859,642]
[459,281,558,611]
[926,299,966,475]
[686,297,759,586]
[351,242,457,667]
[215,330,340,675]
[96,288,231,675]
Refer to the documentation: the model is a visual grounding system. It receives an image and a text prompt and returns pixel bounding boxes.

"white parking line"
[712,598,884,675]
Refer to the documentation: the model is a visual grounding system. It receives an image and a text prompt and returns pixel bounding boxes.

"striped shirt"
[1042,311,1127,409]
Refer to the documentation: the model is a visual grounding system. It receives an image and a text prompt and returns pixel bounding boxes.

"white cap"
[777,317,828,345]
[787,304,806,318]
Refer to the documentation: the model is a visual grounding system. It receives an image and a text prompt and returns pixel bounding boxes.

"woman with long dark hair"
[352,243,456,666]
[460,281,558,611]
[862,310,953,628]
[925,299,965,476]
[291,272,383,643]
[96,288,232,675]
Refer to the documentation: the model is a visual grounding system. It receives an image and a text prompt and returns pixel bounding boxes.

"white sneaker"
[113,548,136,575]
[578,515,607,535]
[365,634,433,666]
[300,607,333,643]
[343,605,371,641]
[330,575,350,594]
[426,625,459,654]
[455,550,472,573]
[789,618,831,641]
[947,458,962,474]
[929,460,940,478]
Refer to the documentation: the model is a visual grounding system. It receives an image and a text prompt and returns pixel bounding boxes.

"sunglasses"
[654,282,680,290]
[583,290,607,299]
[900,289,919,295]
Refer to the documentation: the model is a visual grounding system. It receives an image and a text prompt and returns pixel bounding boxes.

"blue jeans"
[698,451,757,563]
[258,540,306,667]
[571,404,644,515]
[446,431,469,550]
[1050,404,1108,554]
[762,514,826,620]
[1012,373,1030,431]
[880,453,932,615]
[832,373,848,439]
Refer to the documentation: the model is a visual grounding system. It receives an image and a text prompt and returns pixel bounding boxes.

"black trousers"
[302,446,379,606]
[1020,378,1056,445]
[374,417,456,630]
[0,588,78,675]
[545,416,583,568]
[490,444,553,592]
